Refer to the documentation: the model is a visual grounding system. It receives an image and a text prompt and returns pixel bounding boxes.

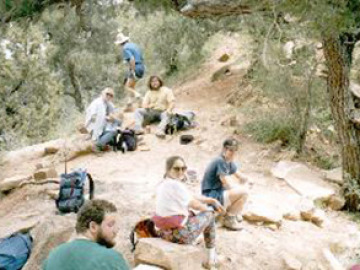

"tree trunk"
[323,34,360,210]
[297,62,318,154]
[67,61,84,112]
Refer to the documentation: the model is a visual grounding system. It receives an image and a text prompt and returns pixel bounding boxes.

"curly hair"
[75,200,117,233]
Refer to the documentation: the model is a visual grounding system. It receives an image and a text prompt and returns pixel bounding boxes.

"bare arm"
[220,174,236,189]
[194,195,226,214]
[233,171,248,184]
[129,56,136,71]
[188,198,210,212]
[166,101,175,113]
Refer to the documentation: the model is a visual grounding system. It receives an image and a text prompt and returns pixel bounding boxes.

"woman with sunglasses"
[154,156,225,269]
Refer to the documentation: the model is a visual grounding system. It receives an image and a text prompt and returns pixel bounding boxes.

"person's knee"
[229,186,248,201]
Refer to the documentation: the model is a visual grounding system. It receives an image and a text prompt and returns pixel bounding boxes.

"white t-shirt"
[156,178,192,218]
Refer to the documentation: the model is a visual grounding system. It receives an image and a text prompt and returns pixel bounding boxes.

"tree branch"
[180,0,254,17]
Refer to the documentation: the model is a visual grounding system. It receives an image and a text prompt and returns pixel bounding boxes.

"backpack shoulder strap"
[86,173,95,200]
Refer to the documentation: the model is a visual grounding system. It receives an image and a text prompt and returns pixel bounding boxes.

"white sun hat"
[114,33,129,45]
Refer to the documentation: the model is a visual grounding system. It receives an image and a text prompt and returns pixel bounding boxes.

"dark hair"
[75,200,117,233]
[148,75,163,90]
[223,138,239,150]
[164,156,185,178]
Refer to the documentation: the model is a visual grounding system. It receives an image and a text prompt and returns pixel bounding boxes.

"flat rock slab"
[324,167,343,185]
[134,238,204,270]
[243,194,283,225]
[0,174,32,192]
[272,161,335,200]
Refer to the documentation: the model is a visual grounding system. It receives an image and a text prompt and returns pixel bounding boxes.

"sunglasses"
[106,93,114,98]
[172,166,187,172]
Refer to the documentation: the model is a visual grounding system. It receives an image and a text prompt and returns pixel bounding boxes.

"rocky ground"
[1,34,359,270]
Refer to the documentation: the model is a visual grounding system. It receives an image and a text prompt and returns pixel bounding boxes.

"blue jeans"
[96,130,117,148]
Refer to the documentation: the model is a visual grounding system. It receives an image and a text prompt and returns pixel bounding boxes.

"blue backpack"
[0,233,32,270]
[56,168,94,213]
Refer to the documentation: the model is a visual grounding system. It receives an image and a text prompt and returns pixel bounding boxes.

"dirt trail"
[1,35,359,270]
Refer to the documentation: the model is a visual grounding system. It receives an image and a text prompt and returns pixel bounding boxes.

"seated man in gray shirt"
[201,138,248,231]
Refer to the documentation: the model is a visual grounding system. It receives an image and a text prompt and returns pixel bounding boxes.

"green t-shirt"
[43,239,129,270]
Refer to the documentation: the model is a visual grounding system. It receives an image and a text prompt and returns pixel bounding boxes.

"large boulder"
[0,174,32,192]
[3,139,65,164]
[271,161,336,200]
[23,215,76,270]
[134,238,204,270]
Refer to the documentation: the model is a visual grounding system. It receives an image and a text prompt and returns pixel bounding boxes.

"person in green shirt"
[43,200,129,270]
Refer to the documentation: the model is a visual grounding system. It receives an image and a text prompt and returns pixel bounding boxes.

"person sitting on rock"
[85,87,118,152]
[153,156,225,269]
[43,199,129,270]
[201,138,248,231]
[133,75,175,138]
[96,109,123,151]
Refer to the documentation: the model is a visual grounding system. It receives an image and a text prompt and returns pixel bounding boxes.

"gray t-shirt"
[201,155,238,192]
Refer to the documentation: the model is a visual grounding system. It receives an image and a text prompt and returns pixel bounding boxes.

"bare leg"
[226,187,248,216]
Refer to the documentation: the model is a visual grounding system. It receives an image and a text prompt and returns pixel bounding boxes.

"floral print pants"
[159,211,216,249]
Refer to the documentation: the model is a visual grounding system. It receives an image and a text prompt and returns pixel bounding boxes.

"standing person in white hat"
[115,33,145,106]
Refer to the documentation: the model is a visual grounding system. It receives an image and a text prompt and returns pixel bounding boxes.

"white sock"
[207,247,217,263]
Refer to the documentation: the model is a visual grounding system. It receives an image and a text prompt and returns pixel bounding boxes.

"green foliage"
[0,0,57,20]
[280,0,360,36]
[245,112,298,146]
[0,22,63,149]
[343,177,360,211]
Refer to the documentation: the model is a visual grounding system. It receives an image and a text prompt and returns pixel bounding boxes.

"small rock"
[284,14,300,23]
[33,167,58,181]
[243,207,282,226]
[311,209,326,227]
[265,223,279,231]
[134,238,204,270]
[284,41,295,59]
[35,161,52,170]
[44,146,60,155]
[281,251,302,270]
[283,211,301,221]
[218,53,230,62]
[0,175,32,192]
[325,195,345,211]
[45,190,58,200]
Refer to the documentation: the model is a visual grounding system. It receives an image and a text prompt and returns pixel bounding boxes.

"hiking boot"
[223,215,242,231]
[155,130,166,139]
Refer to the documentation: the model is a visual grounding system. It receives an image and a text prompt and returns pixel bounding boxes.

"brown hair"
[75,200,117,233]
[148,75,163,90]
[164,156,186,178]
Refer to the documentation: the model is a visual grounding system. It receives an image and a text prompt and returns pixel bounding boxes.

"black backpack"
[0,233,32,270]
[165,113,192,135]
[56,169,94,213]
[113,129,137,153]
